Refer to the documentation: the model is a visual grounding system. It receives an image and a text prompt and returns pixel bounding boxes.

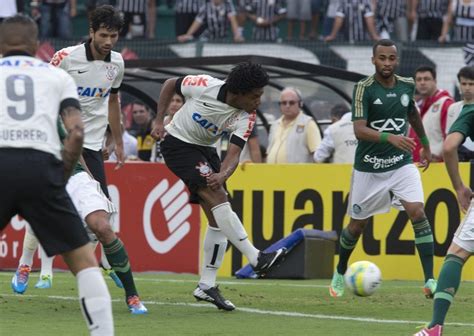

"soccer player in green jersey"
[415,102,474,336]
[329,39,436,298]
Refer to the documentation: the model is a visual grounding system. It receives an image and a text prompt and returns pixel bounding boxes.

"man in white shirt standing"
[314,104,357,163]
[151,62,287,311]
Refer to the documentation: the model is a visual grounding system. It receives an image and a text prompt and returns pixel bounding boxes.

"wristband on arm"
[380,132,390,143]
[420,135,430,146]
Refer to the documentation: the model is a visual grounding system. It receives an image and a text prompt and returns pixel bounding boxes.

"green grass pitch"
[1,272,473,335]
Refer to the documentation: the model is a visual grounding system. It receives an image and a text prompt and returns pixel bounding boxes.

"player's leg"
[98,242,124,289]
[18,155,114,335]
[426,206,474,332]
[395,164,435,297]
[329,217,369,298]
[35,245,54,289]
[192,204,235,311]
[61,244,114,336]
[86,210,147,314]
[67,171,145,313]
[12,224,38,294]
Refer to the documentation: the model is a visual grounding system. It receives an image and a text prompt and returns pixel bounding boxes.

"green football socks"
[429,254,465,327]
[336,228,359,275]
[412,218,434,281]
[103,238,138,297]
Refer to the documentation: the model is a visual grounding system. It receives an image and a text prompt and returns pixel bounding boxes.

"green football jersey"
[352,74,415,172]
[57,118,84,175]
[449,103,474,139]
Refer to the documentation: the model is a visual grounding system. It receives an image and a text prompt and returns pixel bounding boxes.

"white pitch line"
[1,293,473,328]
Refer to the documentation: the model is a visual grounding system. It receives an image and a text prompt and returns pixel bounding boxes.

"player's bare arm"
[408,104,432,170]
[151,77,178,140]
[353,119,416,152]
[61,106,84,178]
[108,93,124,169]
[443,132,472,212]
[207,142,242,191]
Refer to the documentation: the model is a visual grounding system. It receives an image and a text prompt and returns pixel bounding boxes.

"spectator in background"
[321,0,339,37]
[286,0,312,40]
[117,0,156,39]
[324,0,380,42]
[373,0,409,41]
[266,87,321,163]
[0,0,24,22]
[154,93,185,162]
[174,0,205,37]
[410,0,449,40]
[446,66,474,161]
[86,0,116,14]
[36,0,76,39]
[105,124,139,161]
[409,65,454,162]
[314,104,357,163]
[129,101,155,161]
[236,0,251,37]
[439,0,474,68]
[309,0,323,39]
[245,0,286,41]
[177,0,244,42]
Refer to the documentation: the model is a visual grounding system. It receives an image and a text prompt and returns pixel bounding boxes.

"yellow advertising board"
[202,163,474,281]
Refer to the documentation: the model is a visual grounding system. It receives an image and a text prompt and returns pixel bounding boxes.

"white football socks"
[77,267,114,336]
[199,226,228,289]
[19,225,39,266]
[39,246,54,278]
[211,202,259,266]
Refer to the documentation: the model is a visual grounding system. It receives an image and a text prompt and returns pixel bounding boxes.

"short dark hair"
[330,104,349,119]
[457,66,474,81]
[226,62,269,94]
[0,14,38,44]
[89,5,123,32]
[415,65,437,80]
[372,39,397,56]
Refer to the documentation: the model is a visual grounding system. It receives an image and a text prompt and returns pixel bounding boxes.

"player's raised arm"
[151,77,178,140]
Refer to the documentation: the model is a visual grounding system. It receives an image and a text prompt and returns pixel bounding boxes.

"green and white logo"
[400,94,410,107]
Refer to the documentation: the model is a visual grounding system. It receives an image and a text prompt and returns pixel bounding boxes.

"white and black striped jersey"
[195,0,236,40]
[376,0,406,19]
[50,42,125,151]
[336,0,374,42]
[416,0,449,19]
[0,53,79,160]
[451,0,474,42]
[464,43,474,65]
[166,74,255,147]
[245,0,287,41]
[117,0,147,13]
[175,0,206,14]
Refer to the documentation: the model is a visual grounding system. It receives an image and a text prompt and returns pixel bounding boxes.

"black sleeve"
[175,76,185,96]
[59,98,81,115]
[229,134,246,149]
[110,87,120,94]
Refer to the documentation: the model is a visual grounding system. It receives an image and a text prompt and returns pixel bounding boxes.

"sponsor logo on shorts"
[363,154,405,170]
[352,204,361,214]
[195,162,213,177]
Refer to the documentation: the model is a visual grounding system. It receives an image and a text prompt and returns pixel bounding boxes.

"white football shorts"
[453,200,474,253]
[66,172,117,241]
[347,163,424,220]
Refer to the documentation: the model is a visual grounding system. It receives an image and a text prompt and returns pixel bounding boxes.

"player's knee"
[86,213,115,242]
[447,243,470,260]
[409,207,426,222]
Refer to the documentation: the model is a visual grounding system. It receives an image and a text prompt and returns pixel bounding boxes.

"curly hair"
[226,62,269,94]
[89,5,124,33]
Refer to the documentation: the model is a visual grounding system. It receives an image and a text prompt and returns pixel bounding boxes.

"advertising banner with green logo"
[206,163,473,281]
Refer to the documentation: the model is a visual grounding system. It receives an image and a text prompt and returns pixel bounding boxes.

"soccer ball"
[344,261,382,297]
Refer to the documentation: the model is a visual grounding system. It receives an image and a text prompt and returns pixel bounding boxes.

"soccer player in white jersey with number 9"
[151,63,287,311]
[0,15,113,335]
